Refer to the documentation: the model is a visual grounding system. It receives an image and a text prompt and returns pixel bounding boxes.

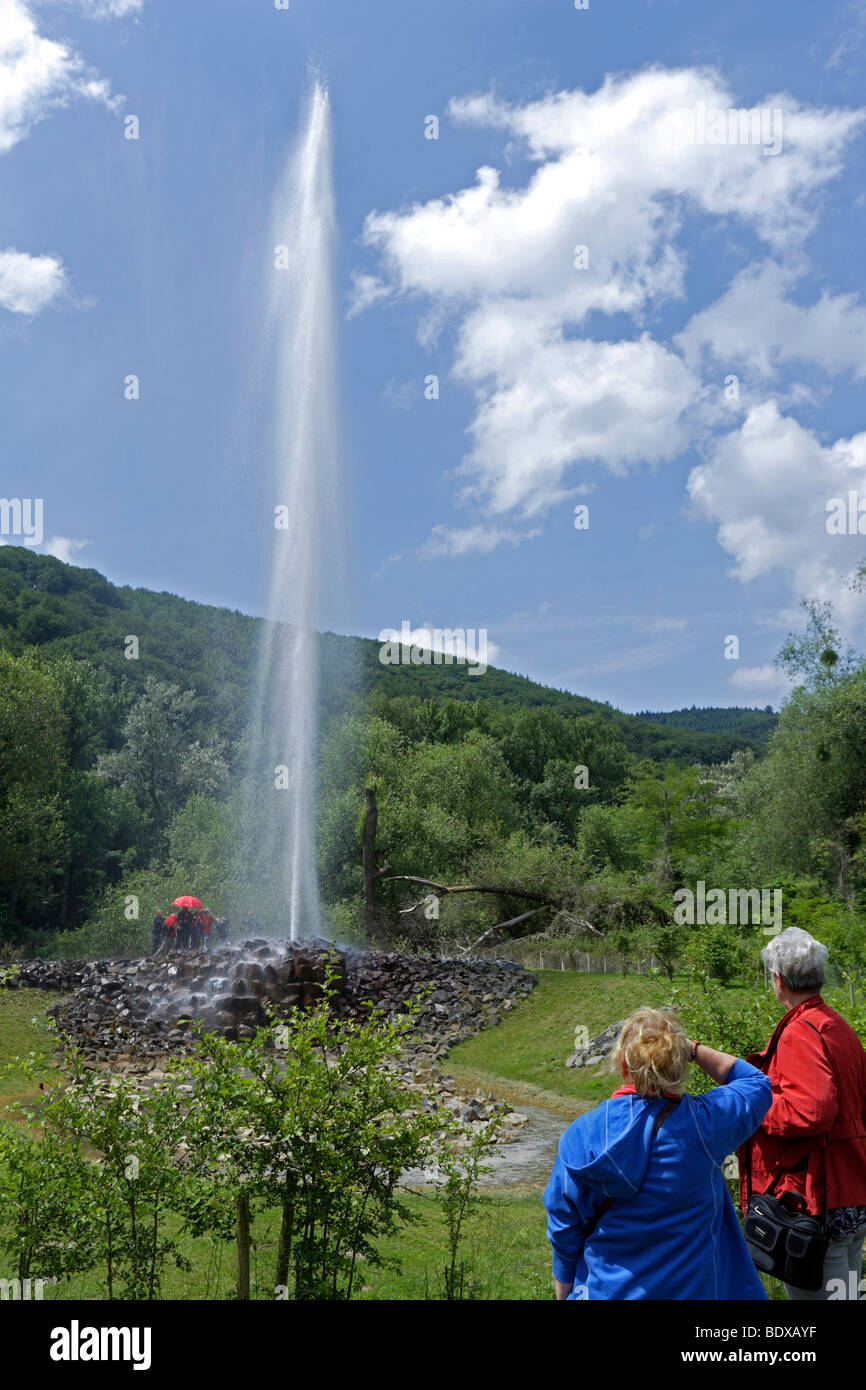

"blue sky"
[3,0,866,711]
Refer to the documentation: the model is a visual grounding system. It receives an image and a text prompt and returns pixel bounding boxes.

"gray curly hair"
[761,927,828,993]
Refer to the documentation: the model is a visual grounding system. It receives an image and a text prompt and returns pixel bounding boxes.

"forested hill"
[636,705,778,745]
[0,547,765,762]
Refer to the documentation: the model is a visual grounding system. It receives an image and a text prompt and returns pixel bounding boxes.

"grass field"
[0,987,63,1122]
[0,1191,551,1301]
[447,968,673,1114]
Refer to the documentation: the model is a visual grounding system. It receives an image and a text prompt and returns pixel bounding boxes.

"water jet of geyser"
[247,81,339,942]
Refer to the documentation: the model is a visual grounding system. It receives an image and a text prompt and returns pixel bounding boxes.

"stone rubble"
[8,939,537,1149]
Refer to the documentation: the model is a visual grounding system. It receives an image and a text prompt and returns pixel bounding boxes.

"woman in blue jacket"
[544,1006,772,1300]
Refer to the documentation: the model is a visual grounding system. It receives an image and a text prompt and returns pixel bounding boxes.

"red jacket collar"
[772,994,826,1038]
[781,995,824,1019]
[748,994,826,1070]
[611,1083,682,1099]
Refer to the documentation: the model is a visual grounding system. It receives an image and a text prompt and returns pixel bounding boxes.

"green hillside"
[3,544,866,1002]
[0,547,762,764]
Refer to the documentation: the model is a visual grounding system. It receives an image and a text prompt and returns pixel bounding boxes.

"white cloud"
[678,261,866,379]
[826,0,866,71]
[0,246,66,312]
[453,313,696,516]
[0,0,119,156]
[376,621,503,669]
[728,664,791,701]
[365,70,862,303]
[357,67,864,535]
[71,0,144,16]
[688,400,866,619]
[418,522,541,558]
[43,535,91,564]
[404,623,502,666]
[372,550,407,580]
[380,377,416,411]
[644,615,688,633]
[0,0,126,314]
[346,271,391,319]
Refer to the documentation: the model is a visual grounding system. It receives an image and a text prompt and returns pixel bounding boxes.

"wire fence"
[476,944,662,973]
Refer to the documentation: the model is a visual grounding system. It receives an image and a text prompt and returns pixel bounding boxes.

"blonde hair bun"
[613,1007,690,1096]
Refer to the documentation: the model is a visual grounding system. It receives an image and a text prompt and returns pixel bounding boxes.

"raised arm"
[689,1055,773,1160]
[689,1039,738,1084]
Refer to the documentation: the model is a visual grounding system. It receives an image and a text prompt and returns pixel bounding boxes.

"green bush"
[45,868,172,959]
[684,926,749,985]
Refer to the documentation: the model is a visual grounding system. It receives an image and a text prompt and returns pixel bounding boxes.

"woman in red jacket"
[738,927,866,1300]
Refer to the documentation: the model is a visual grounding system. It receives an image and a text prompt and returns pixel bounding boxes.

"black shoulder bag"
[742,1018,830,1292]
[583,1096,679,1242]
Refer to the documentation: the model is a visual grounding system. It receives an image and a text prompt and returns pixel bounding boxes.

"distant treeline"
[636,705,778,745]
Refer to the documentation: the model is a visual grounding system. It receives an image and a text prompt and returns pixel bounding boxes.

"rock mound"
[9,940,537,1064]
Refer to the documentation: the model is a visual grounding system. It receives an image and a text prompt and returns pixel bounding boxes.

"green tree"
[0,650,69,934]
[576,802,644,875]
[185,967,443,1300]
[623,763,729,888]
[97,676,228,849]
[39,1050,198,1299]
[428,1115,502,1301]
[777,598,857,688]
[0,1127,100,1287]
[2,1040,199,1299]
[741,668,866,901]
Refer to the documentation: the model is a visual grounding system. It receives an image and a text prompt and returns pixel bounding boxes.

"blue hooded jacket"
[543,1058,772,1300]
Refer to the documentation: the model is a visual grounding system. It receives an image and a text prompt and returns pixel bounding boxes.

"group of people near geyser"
[150,905,230,954]
[544,927,866,1301]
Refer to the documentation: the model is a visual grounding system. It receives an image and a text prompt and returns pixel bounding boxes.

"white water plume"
[250,81,339,940]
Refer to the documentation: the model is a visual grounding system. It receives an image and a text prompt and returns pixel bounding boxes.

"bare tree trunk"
[363,787,379,935]
[236,1193,251,1301]
[56,867,71,927]
[106,1211,114,1301]
[656,790,676,887]
[276,1189,294,1290]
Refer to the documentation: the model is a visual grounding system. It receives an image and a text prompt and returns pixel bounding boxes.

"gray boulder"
[566,1019,625,1069]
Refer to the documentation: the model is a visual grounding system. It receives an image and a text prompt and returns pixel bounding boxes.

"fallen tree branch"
[549,910,604,938]
[573,918,604,938]
[398,896,434,916]
[381,875,560,906]
[460,906,550,956]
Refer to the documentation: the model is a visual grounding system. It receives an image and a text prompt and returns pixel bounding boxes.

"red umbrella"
[172,895,203,909]
[165,913,178,927]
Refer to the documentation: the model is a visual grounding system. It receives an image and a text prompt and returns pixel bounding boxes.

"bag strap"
[761,1009,799,1070]
[744,1008,802,1202]
[802,1020,831,1225]
[744,1015,831,1224]
[583,1097,679,1242]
